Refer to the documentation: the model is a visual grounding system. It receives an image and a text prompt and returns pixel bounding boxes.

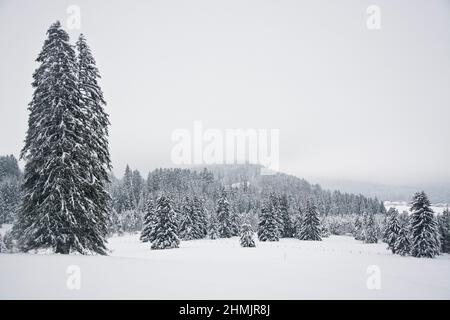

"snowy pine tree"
[279,194,294,237]
[410,191,440,258]
[353,215,364,240]
[0,234,6,253]
[438,208,450,254]
[207,214,220,240]
[14,22,109,255]
[2,230,15,253]
[320,219,330,238]
[382,207,397,243]
[298,200,322,241]
[240,223,256,247]
[258,199,279,241]
[229,210,241,237]
[151,195,180,250]
[363,212,378,243]
[394,220,411,256]
[216,191,233,238]
[178,196,195,240]
[385,208,401,253]
[140,198,156,242]
[192,196,208,239]
[76,32,112,238]
[270,193,284,237]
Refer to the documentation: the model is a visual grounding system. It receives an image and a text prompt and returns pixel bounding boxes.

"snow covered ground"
[1,230,450,299]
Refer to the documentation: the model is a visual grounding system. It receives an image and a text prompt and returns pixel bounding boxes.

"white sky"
[0,0,449,185]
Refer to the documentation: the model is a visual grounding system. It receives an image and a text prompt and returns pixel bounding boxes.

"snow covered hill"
[1,234,449,299]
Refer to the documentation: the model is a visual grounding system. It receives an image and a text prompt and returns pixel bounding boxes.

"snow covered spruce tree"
[14,22,110,254]
[240,223,256,247]
[258,199,279,241]
[394,220,411,256]
[320,218,330,238]
[270,193,284,238]
[293,207,304,238]
[207,214,220,239]
[438,208,450,253]
[179,196,208,240]
[151,195,180,250]
[385,208,401,253]
[216,191,234,238]
[382,207,397,243]
[178,196,195,240]
[140,198,156,242]
[279,194,294,237]
[0,234,6,253]
[298,200,322,241]
[363,212,378,243]
[192,196,208,239]
[353,215,364,240]
[409,191,440,258]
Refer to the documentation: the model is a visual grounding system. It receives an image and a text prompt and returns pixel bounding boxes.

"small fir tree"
[151,195,180,250]
[240,223,256,247]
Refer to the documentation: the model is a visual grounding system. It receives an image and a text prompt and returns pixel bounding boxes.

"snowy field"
[1,230,450,299]
[384,201,448,214]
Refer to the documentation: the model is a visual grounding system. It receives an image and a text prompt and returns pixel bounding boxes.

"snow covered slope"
[1,234,449,299]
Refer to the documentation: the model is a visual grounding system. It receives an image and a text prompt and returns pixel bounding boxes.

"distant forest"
[0,155,385,226]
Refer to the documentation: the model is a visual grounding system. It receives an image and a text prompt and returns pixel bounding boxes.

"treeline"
[107,163,386,235]
[0,155,21,224]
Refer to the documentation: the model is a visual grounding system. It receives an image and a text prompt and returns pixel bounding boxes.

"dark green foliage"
[363,212,378,244]
[140,198,156,242]
[216,191,234,238]
[151,195,180,250]
[385,208,401,253]
[258,199,279,242]
[14,22,110,255]
[298,200,322,241]
[438,209,450,253]
[240,223,256,247]
[410,191,440,258]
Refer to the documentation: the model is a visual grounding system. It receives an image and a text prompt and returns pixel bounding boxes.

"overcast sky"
[0,0,449,186]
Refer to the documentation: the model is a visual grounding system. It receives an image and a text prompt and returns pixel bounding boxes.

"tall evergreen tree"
[298,200,322,241]
[140,198,156,242]
[121,165,136,211]
[192,196,208,239]
[279,194,294,237]
[269,193,283,237]
[385,208,401,253]
[151,195,180,250]
[258,199,279,241]
[438,208,450,254]
[394,220,411,256]
[410,191,440,258]
[14,22,109,254]
[353,215,364,240]
[382,207,397,243]
[216,191,233,238]
[178,196,195,240]
[363,212,378,243]
[76,32,112,240]
[207,213,220,240]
